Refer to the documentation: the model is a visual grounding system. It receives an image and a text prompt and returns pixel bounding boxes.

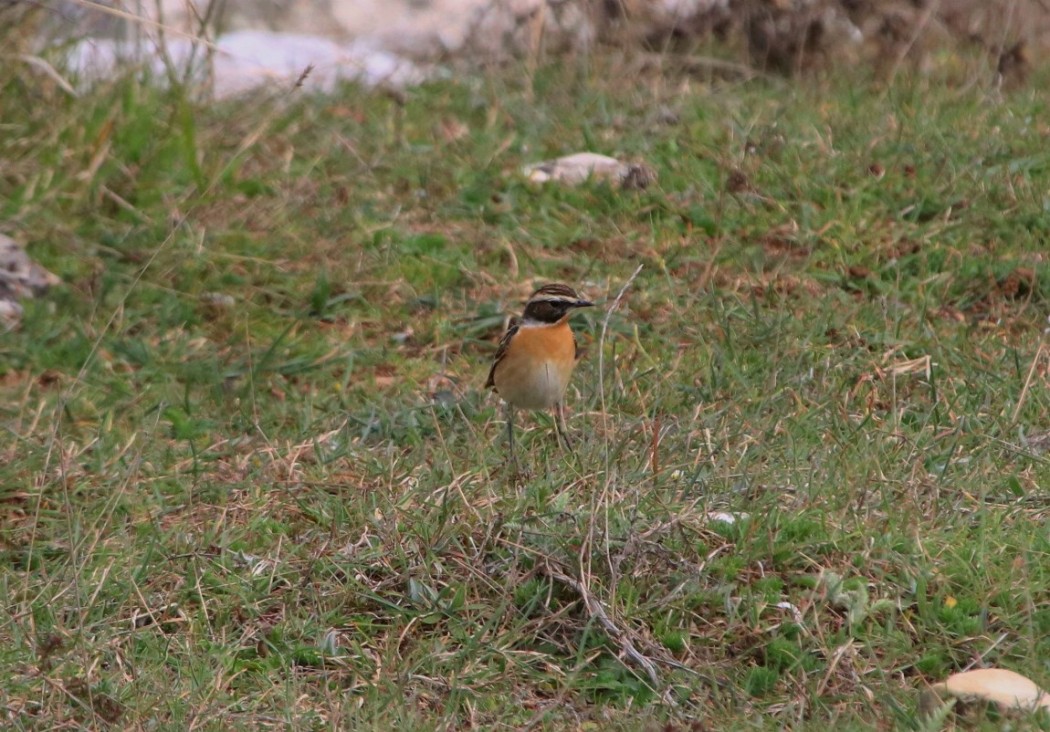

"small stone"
[522,152,656,189]
[200,292,236,307]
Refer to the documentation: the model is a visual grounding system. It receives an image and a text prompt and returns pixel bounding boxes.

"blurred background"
[6,0,1048,89]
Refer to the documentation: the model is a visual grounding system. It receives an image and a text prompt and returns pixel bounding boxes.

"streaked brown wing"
[485,319,520,389]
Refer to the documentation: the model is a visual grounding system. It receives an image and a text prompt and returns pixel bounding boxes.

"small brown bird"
[486,283,594,468]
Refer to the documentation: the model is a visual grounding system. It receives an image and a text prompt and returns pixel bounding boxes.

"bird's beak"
[574,300,595,309]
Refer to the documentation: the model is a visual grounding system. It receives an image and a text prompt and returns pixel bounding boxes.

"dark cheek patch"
[526,301,566,323]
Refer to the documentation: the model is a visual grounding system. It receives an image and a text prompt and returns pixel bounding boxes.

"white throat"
[519,317,563,328]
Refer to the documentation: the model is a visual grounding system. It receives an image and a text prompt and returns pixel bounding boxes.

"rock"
[932,668,1050,712]
[66,31,427,98]
[0,234,60,329]
[522,152,657,189]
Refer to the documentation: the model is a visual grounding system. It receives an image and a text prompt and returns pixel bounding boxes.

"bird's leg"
[506,403,519,473]
[555,401,575,454]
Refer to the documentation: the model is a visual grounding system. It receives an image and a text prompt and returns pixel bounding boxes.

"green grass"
[2,49,1050,730]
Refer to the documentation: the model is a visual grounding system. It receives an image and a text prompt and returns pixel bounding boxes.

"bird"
[485,283,594,470]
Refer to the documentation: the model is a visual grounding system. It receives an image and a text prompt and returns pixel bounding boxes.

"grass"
[2,45,1050,730]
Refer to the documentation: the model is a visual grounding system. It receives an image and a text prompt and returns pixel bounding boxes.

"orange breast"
[492,321,578,410]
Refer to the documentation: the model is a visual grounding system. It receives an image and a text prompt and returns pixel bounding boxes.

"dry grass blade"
[884,354,932,378]
[539,560,661,690]
[15,54,78,97]
[597,264,645,475]
[69,0,220,46]
[1011,339,1046,424]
